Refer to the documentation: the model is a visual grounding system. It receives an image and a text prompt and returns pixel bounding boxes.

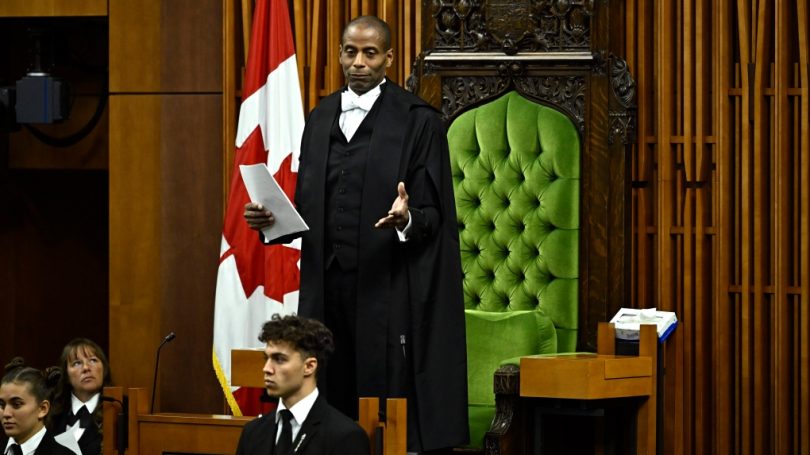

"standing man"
[235,315,370,455]
[245,15,469,452]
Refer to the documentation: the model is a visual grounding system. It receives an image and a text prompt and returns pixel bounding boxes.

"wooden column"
[109,0,224,414]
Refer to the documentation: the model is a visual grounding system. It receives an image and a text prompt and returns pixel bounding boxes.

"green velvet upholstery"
[464,310,558,447]
[448,91,581,448]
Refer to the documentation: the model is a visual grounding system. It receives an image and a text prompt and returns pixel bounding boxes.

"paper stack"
[609,308,678,342]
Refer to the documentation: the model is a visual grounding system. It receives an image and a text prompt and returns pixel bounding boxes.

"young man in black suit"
[235,315,370,455]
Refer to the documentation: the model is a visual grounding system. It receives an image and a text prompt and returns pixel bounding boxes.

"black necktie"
[67,405,92,428]
[8,444,22,455]
[275,409,293,455]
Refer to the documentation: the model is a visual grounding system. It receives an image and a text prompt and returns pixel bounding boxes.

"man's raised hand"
[374,182,410,229]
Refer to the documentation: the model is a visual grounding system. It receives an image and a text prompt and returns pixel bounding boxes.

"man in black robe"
[245,15,468,452]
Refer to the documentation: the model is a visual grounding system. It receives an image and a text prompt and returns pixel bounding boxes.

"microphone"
[150,331,176,414]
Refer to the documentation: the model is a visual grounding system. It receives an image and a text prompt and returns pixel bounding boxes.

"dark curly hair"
[258,315,335,374]
[2,357,61,406]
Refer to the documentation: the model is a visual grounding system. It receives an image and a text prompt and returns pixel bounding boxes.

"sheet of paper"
[610,307,678,341]
[54,424,83,455]
[240,163,309,242]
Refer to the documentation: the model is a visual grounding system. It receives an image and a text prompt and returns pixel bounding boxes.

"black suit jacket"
[35,430,76,455]
[235,394,369,455]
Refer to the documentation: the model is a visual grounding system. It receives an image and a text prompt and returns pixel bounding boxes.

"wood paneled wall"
[625,0,810,453]
[0,0,106,17]
[108,0,223,414]
[0,14,109,372]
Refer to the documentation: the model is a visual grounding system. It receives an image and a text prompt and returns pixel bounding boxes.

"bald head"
[342,15,391,51]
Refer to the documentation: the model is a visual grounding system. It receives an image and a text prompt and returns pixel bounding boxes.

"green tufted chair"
[447,91,581,450]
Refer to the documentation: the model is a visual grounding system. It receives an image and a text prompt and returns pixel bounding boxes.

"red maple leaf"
[221,129,301,303]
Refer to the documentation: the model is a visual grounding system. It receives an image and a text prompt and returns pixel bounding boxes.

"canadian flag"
[213,0,304,416]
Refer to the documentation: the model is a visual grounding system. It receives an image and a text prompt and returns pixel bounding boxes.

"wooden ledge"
[138,413,254,425]
[519,354,653,400]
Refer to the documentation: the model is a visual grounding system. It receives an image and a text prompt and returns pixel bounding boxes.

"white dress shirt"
[4,425,47,455]
[274,388,319,448]
[339,80,385,141]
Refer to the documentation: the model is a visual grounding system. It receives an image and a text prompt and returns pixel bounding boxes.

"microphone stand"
[150,332,176,414]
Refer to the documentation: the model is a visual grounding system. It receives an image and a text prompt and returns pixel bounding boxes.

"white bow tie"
[341,91,377,113]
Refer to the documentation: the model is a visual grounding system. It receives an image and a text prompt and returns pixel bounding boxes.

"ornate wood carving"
[440,72,586,132]
[429,0,596,54]
[484,364,522,455]
[608,56,636,145]
[513,74,586,131]
[442,76,510,119]
[610,56,635,108]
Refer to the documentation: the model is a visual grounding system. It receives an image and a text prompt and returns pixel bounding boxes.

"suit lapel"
[291,395,326,453]
[362,80,409,227]
[255,412,279,455]
[308,92,340,212]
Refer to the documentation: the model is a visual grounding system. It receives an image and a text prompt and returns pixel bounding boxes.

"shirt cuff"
[395,211,413,242]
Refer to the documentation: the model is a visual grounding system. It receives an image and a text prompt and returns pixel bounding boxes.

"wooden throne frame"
[408,1,636,453]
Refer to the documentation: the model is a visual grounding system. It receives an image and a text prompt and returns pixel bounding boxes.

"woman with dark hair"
[48,339,111,455]
[1,357,74,454]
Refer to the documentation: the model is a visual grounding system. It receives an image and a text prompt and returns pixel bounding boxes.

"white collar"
[5,425,47,455]
[275,387,319,426]
[346,78,386,99]
[71,392,100,414]
[341,79,386,112]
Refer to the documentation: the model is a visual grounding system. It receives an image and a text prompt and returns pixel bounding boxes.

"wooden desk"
[519,323,658,454]
[127,388,252,455]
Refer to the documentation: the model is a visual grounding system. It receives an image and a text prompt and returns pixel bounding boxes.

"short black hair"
[342,15,392,50]
[258,315,335,371]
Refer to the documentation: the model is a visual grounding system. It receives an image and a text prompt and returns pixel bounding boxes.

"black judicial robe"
[293,81,469,450]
